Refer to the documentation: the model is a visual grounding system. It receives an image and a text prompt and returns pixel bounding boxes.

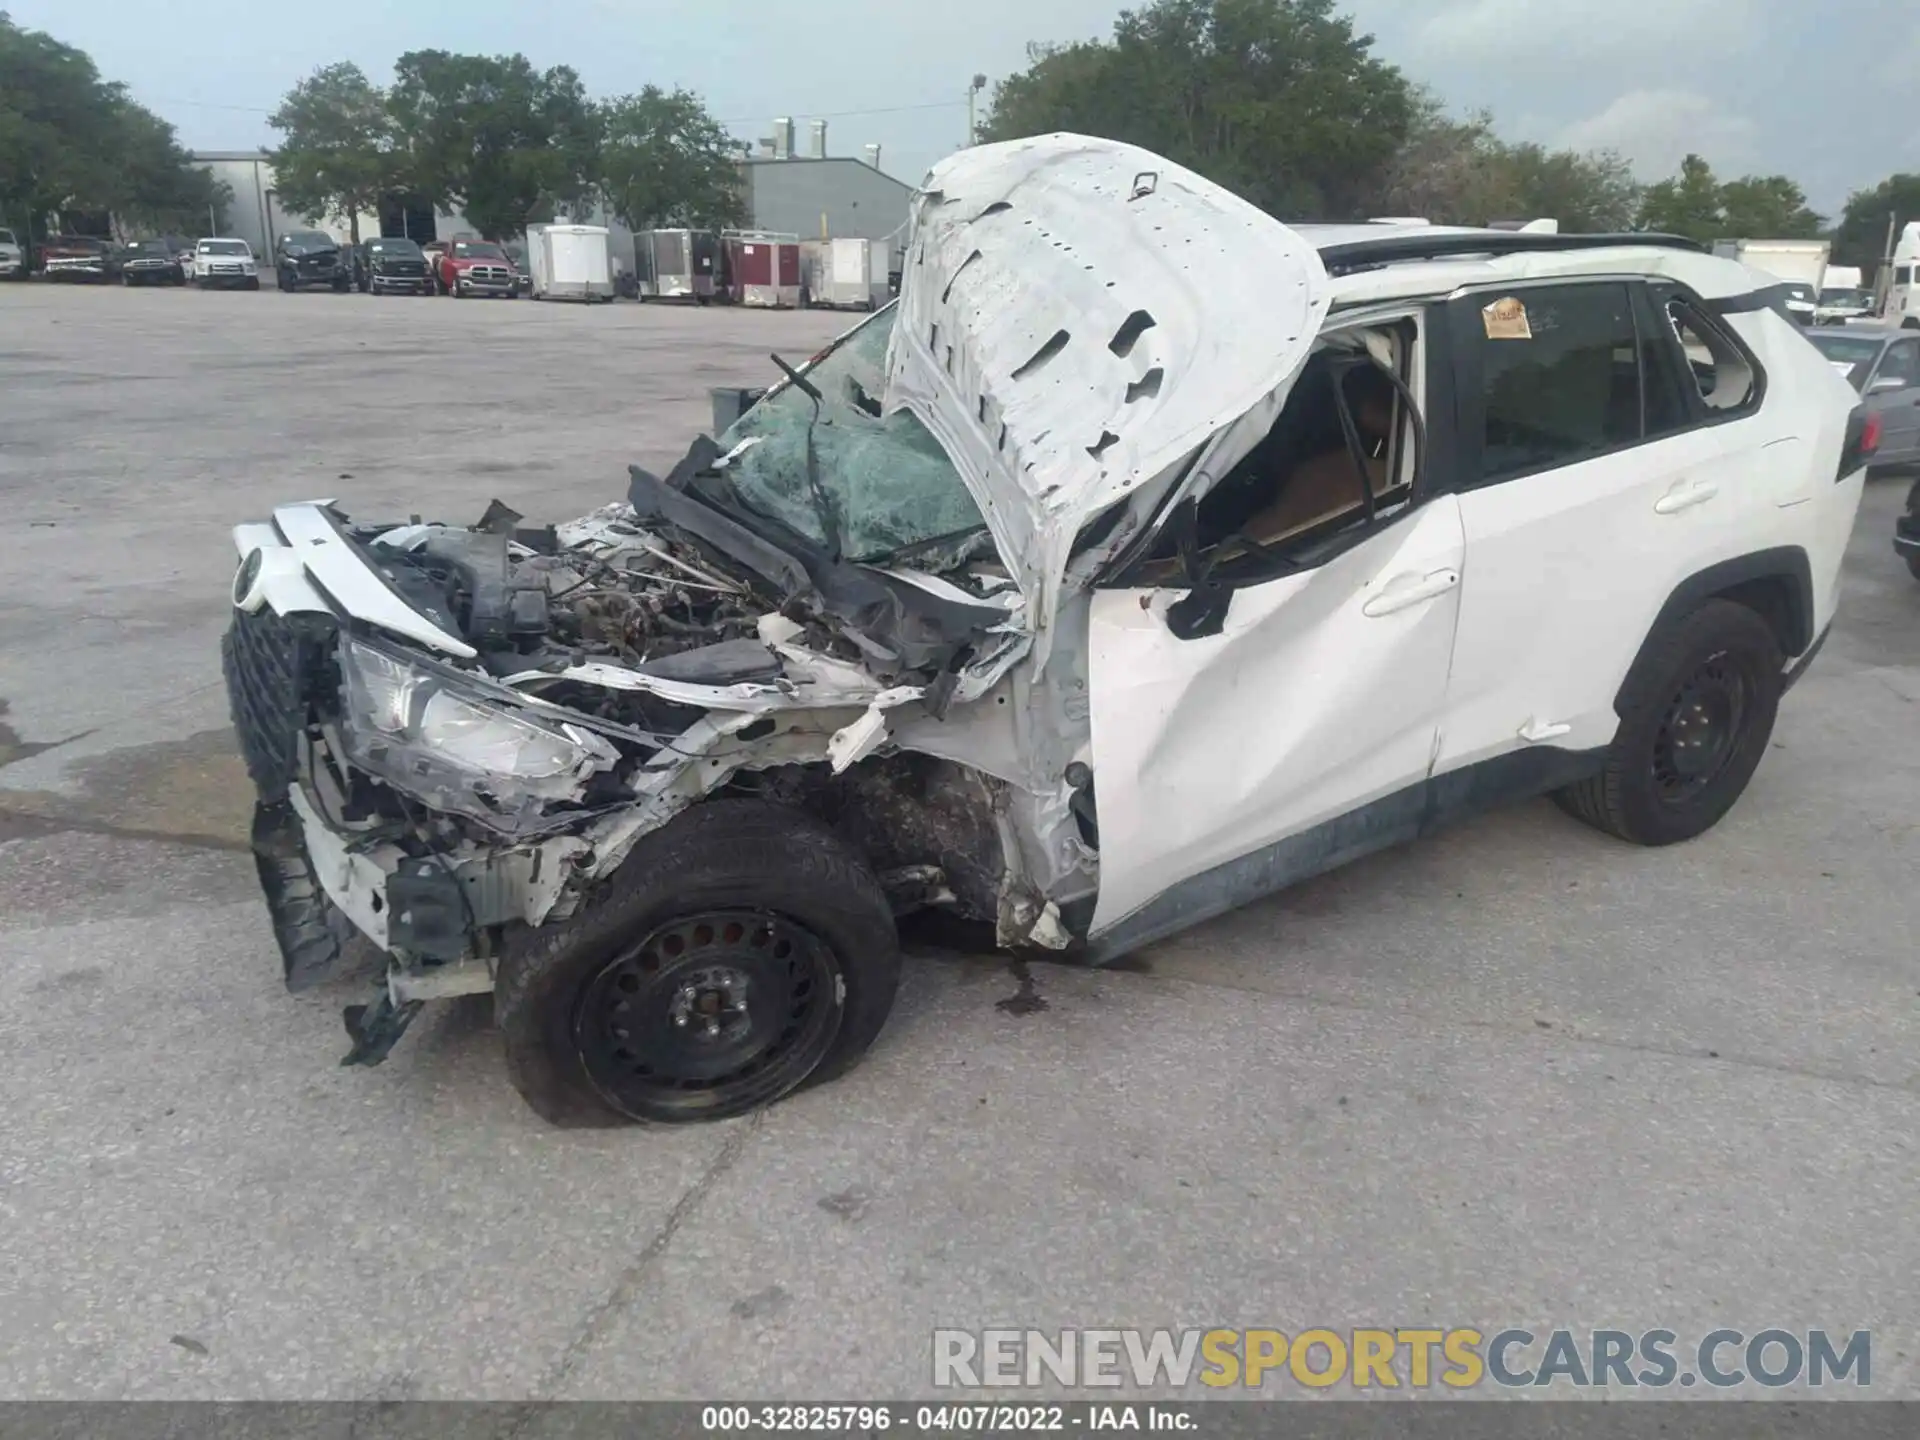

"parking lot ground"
[2,285,1917,1400]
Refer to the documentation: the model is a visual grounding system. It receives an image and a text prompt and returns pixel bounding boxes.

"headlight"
[337,638,619,835]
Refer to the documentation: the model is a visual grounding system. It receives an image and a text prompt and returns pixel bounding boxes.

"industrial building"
[739,119,915,255]
[195,122,914,277]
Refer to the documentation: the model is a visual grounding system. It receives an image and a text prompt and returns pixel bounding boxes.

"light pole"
[967,74,988,148]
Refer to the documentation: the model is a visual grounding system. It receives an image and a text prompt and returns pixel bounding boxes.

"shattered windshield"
[705,305,991,568]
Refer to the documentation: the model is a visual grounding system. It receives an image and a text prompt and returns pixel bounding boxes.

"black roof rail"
[1316,230,1709,277]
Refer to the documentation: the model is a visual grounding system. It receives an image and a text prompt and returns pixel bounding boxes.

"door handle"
[1518,718,1573,743]
[1362,567,1459,617]
[1654,480,1720,514]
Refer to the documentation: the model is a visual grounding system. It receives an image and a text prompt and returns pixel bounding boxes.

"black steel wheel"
[1555,599,1782,846]
[574,910,841,1121]
[496,800,901,1127]
[1650,655,1750,805]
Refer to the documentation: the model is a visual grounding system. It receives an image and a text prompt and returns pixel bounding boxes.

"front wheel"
[1555,600,1782,846]
[245,277,260,291]
[495,799,901,1127]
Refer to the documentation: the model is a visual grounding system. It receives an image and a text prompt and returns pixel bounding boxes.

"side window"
[1471,283,1647,485]
[1896,266,1914,286]
[1664,296,1759,414]
[1124,318,1423,586]
[1877,339,1920,388]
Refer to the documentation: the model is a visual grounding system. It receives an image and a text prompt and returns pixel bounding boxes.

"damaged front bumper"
[222,497,1083,1066]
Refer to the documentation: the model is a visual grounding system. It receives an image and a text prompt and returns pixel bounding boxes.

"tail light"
[1839,405,1881,479]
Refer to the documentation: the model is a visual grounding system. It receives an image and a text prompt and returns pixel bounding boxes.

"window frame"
[1443,277,1666,494]
[1443,276,1769,496]
[1102,301,1452,592]
[1640,281,1767,427]
[1869,337,1920,391]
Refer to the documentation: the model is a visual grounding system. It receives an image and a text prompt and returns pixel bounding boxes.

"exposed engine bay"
[224,319,1096,1064]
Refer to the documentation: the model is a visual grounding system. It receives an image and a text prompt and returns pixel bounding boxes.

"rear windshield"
[1807,333,1884,390]
[452,241,506,259]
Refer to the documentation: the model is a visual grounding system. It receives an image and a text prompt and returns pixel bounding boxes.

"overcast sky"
[13,0,1916,221]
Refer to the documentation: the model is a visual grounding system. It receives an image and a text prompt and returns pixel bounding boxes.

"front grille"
[466,265,511,284]
[209,263,243,274]
[377,262,425,278]
[222,608,337,800]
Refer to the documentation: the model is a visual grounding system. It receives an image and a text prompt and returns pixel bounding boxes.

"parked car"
[502,240,535,293]
[274,229,350,292]
[39,234,120,282]
[121,235,191,286]
[0,228,25,280]
[220,135,1868,1126]
[432,237,519,297]
[1806,327,1920,471]
[354,236,434,295]
[192,237,260,290]
[1897,480,1920,580]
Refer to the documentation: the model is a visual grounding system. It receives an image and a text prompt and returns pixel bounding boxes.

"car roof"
[1298,224,1763,309]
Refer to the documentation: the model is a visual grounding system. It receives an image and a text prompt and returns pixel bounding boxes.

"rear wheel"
[496,800,901,1126]
[1555,600,1782,846]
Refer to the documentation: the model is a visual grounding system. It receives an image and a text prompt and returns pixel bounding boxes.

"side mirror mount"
[1162,499,1232,641]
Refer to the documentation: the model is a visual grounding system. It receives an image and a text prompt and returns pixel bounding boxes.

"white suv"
[221,135,1871,1125]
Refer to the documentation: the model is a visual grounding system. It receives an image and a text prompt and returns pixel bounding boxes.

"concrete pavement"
[1,285,1915,1400]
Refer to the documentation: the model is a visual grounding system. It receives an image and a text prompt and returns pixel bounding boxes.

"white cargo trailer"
[528,223,614,303]
[800,238,887,310]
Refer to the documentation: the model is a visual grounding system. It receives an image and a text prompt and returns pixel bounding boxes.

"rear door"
[1435,279,1785,778]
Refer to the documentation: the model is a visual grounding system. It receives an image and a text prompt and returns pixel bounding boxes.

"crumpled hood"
[884,133,1331,626]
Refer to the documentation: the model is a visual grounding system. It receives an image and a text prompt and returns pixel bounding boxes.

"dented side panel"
[1085,497,1468,939]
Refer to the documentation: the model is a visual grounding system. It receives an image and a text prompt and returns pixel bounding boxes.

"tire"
[1554,599,1782,846]
[246,277,260,291]
[495,799,901,1127]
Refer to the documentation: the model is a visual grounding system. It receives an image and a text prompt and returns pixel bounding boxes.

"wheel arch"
[1616,547,1813,715]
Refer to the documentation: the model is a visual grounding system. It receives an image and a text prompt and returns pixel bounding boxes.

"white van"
[1885,222,1920,331]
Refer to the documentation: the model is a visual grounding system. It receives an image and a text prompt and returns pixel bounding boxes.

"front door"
[1086,493,1465,950]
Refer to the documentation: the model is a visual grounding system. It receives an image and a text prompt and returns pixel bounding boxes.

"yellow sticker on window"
[1482,296,1532,340]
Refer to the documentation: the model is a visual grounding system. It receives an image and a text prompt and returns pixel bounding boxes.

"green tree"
[1636,154,1725,241]
[1372,95,1511,224]
[598,86,745,231]
[1716,174,1822,239]
[1636,154,1824,243]
[982,0,1416,219]
[268,62,393,245]
[1374,92,1640,231]
[0,11,217,240]
[388,50,600,239]
[1499,142,1640,232]
[1831,173,1920,271]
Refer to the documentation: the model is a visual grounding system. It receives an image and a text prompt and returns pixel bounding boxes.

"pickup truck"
[39,235,120,283]
[425,237,520,298]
